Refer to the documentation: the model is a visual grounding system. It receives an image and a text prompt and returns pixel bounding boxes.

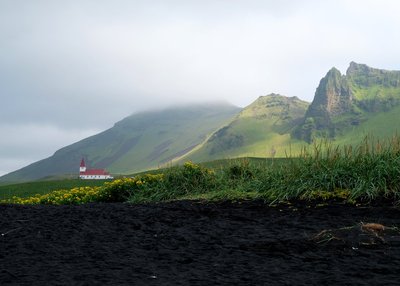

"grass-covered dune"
[2,135,400,205]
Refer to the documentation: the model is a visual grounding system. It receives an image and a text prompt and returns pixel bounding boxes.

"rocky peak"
[293,67,353,142]
[308,67,352,117]
[346,61,400,88]
[293,62,400,143]
[346,61,371,76]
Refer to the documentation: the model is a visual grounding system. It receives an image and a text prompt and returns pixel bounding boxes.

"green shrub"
[128,162,217,203]
[227,162,254,180]
[100,175,161,201]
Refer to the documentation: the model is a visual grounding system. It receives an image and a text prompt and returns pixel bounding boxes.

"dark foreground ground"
[1,200,400,285]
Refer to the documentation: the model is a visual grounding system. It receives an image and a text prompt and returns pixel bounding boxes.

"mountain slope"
[184,94,310,162]
[334,104,400,145]
[0,103,241,182]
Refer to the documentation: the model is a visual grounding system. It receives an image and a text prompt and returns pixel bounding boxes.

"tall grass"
[128,135,400,203]
[127,162,218,203]
[260,135,400,202]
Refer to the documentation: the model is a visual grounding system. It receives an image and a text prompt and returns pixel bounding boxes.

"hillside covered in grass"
[185,94,309,162]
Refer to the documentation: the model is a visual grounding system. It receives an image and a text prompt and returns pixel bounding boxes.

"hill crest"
[184,93,309,161]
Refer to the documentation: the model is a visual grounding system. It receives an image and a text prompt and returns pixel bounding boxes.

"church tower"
[80,158,87,173]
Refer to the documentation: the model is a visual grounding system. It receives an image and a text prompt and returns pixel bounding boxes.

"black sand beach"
[1,200,400,285]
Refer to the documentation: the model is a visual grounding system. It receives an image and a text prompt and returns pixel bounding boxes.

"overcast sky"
[1,0,400,176]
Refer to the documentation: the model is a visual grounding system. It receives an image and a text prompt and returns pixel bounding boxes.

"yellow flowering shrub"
[300,189,351,201]
[102,175,164,202]
[1,175,165,205]
[183,161,214,176]
[1,186,103,205]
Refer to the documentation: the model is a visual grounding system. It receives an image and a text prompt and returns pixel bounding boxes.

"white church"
[79,158,113,180]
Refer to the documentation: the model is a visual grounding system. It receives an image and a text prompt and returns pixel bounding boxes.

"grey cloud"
[0,124,99,176]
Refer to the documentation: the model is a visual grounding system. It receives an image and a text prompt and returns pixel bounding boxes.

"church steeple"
[80,158,86,173]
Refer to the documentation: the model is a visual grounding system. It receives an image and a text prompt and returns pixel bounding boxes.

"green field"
[0,179,107,200]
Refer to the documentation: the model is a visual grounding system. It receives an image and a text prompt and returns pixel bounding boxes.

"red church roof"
[80,169,110,176]
[79,158,111,177]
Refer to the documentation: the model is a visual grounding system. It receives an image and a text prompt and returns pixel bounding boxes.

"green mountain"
[187,62,400,161]
[0,103,240,182]
[184,94,310,162]
[293,62,400,142]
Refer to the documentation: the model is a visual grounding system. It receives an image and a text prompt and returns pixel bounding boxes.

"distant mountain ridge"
[1,62,400,183]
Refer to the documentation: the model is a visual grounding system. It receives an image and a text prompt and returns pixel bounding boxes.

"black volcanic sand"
[1,200,400,285]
